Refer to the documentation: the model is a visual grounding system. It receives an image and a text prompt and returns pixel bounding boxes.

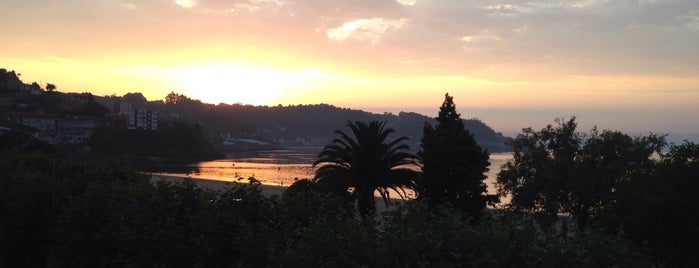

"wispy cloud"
[327,18,408,44]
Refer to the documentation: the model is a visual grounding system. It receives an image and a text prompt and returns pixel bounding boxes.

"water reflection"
[147,148,513,201]
[148,148,320,186]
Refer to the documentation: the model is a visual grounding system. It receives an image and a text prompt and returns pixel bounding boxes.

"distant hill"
[96,93,512,152]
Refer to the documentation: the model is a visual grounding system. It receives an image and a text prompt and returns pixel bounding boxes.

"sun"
[173,64,304,105]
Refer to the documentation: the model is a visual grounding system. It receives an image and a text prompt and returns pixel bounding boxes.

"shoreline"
[148,173,288,197]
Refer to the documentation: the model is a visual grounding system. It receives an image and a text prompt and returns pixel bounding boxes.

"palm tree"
[313,120,420,217]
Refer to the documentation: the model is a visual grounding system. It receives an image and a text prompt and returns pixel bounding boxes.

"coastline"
[149,173,287,197]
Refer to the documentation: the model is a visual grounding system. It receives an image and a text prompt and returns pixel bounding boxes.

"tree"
[313,120,420,217]
[165,91,180,105]
[608,142,699,266]
[497,117,665,229]
[416,93,490,220]
[46,83,56,92]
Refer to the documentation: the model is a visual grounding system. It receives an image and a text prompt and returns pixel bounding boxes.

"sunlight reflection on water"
[156,148,513,202]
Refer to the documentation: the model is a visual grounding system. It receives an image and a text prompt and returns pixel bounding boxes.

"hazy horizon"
[3,0,697,142]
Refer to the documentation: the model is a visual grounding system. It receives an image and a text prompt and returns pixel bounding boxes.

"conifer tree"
[417,93,490,220]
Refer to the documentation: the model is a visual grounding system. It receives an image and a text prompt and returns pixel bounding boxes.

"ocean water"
[152,148,513,200]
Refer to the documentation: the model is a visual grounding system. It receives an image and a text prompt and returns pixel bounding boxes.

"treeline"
[1,133,649,267]
[88,122,223,161]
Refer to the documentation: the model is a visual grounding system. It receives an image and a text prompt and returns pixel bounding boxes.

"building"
[59,93,89,110]
[0,120,38,137]
[128,109,159,130]
[113,102,132,115]
[56,117,95,144]
[1,112,101,144]
[1,112,58,143]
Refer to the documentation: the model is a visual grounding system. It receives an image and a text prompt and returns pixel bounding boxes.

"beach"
[149,174,287,197]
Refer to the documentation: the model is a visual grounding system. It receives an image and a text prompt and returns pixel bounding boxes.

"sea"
[149,147,514,201]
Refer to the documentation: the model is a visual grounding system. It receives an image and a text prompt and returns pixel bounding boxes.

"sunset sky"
[2,0,698,140]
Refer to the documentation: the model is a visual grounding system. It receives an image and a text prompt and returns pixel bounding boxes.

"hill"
[95,93,512,152]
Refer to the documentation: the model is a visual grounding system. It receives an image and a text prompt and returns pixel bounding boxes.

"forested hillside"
[96,92,511,152]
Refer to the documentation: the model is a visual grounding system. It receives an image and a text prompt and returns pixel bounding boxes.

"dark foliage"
[88,121,222,160]
[604,142,699,266]
[69,93,109,118]
[497,117,665,229]
[0,68,23,92]
[0,133,666,267]
[313,120,420,217]
[417,93,491,221]
[495,117,699,265]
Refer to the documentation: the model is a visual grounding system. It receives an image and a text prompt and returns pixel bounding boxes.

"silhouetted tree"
[70,93,108,117]
[497,117,665,229]
[46,83,56,92]
[165,91,179,105]
[122,92,148,107]
[416,93,490,221]
[30,82,41,91]
[313,121,420,217]
[608,141,698,266]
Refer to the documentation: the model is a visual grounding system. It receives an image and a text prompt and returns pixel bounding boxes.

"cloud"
[230,0,289,12]
[483,4,518,15]
[395,0,416,7]
[327,18,408,44]
[3,0,699,79]
[175,0,198,8]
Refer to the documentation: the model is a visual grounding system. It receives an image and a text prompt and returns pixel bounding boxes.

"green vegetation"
[417,93,491,221]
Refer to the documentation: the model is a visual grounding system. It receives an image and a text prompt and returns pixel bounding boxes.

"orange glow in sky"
[2,0,698,138]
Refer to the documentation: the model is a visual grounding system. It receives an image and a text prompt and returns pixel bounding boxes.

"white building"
[128,109,158,130]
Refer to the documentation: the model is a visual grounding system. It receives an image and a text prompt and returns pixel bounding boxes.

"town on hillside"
[0,69,159,144]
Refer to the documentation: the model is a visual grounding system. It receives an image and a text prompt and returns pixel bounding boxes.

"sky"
[2,0,698,140]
